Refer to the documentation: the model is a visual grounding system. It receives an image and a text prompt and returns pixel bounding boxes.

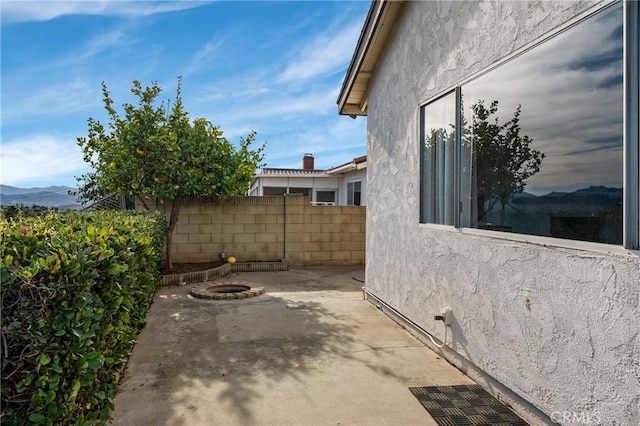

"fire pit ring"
[190,281,265,300]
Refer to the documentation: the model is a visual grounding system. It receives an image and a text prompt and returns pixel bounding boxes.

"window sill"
[418,222,638,258]
[459,227,639,258]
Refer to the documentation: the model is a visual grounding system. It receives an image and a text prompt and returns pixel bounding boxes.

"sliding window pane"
[420,91,456,225]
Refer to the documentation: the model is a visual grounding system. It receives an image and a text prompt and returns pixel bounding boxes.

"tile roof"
[257,155,366,177]
[259,168,328,176]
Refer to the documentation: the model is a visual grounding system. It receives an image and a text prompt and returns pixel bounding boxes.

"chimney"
[303,153,314,170]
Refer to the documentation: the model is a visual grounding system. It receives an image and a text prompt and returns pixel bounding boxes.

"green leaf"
[69,380,81,400]
[29,413,46,424]
[39,353,51,365]
[85,351,100,359]
[80,371,96,386]
[107,263,126,275]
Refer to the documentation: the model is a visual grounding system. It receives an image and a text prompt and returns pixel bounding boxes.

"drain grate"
[409,385,529,426]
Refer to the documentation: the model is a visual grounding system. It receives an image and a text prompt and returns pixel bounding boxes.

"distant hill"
[511,186,622,206]
[0,185,82,209]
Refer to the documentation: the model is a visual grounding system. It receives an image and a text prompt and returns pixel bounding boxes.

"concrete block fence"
[136,195,365,266]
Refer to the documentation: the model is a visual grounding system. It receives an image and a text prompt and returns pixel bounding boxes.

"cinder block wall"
[281,195,366,265]
[137,195,365,265]
[302,202,366,266]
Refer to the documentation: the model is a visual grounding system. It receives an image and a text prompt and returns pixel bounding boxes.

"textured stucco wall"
[365,1,639,424]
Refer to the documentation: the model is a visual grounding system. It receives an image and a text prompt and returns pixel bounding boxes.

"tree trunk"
[165,198,181,271]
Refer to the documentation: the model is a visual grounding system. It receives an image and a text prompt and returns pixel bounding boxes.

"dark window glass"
[263,187,287,196]
[461,3,623,244]
[316,190,336,203]
[347,181,362,206]
[288,187,311,196]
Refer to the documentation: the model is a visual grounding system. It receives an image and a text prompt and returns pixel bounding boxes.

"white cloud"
[261,115,367,169]
[182,39,225,76]
[278,20,362,83]
[68,29,127,64]
[0,134,89,186]
[1,25,135,125]
[294,118,366,153]
[1,0,213,23]
[0,1,371,188]
[2,79,98,125]
[197,84,340,131]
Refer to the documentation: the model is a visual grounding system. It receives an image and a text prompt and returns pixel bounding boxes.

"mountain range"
[0,185,82,209]
[513,186,622,205]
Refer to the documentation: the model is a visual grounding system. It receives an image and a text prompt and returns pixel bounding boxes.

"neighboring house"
[249,153,367,206]
[339,1,638,425]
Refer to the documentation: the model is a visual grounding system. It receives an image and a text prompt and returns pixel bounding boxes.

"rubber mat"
[409,385,529,426]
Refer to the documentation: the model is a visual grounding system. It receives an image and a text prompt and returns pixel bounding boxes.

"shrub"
[1,210,166,425]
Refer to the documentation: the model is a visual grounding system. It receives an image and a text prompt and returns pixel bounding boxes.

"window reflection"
[420,91,456,225]
[462,3,623,244]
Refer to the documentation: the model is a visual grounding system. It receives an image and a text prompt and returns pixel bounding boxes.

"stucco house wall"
[363,1,639,425]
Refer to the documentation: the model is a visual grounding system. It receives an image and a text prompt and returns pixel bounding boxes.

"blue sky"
[0,0,369,188]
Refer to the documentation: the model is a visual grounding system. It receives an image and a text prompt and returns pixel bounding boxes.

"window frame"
[313,189,337,205]
[417,0,638,251]
[623,0,639,250]
[418,89,460,226]
[347,180,362,206]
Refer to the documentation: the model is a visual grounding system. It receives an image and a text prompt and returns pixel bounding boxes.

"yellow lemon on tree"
[227,256,236,264]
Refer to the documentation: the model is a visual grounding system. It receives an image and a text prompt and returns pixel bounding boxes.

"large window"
[419,2,637,247]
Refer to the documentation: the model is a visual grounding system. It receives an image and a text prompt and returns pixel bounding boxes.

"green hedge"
[0,210,166,425]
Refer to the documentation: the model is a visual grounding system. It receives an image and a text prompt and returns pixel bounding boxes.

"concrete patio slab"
[110,266,475,425]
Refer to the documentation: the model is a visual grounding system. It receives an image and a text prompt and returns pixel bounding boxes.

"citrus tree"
[76,79,265,269]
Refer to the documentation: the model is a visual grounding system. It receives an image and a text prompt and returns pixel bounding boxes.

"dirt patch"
[164,261,225,275]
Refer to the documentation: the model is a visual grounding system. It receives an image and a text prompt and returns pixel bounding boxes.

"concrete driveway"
[111,266,474,425]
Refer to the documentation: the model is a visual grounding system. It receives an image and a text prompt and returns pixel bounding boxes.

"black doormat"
[409,385,529,426]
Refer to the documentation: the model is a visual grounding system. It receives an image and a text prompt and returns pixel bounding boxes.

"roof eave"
[326,164,357,175]
[337,0,405,117]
